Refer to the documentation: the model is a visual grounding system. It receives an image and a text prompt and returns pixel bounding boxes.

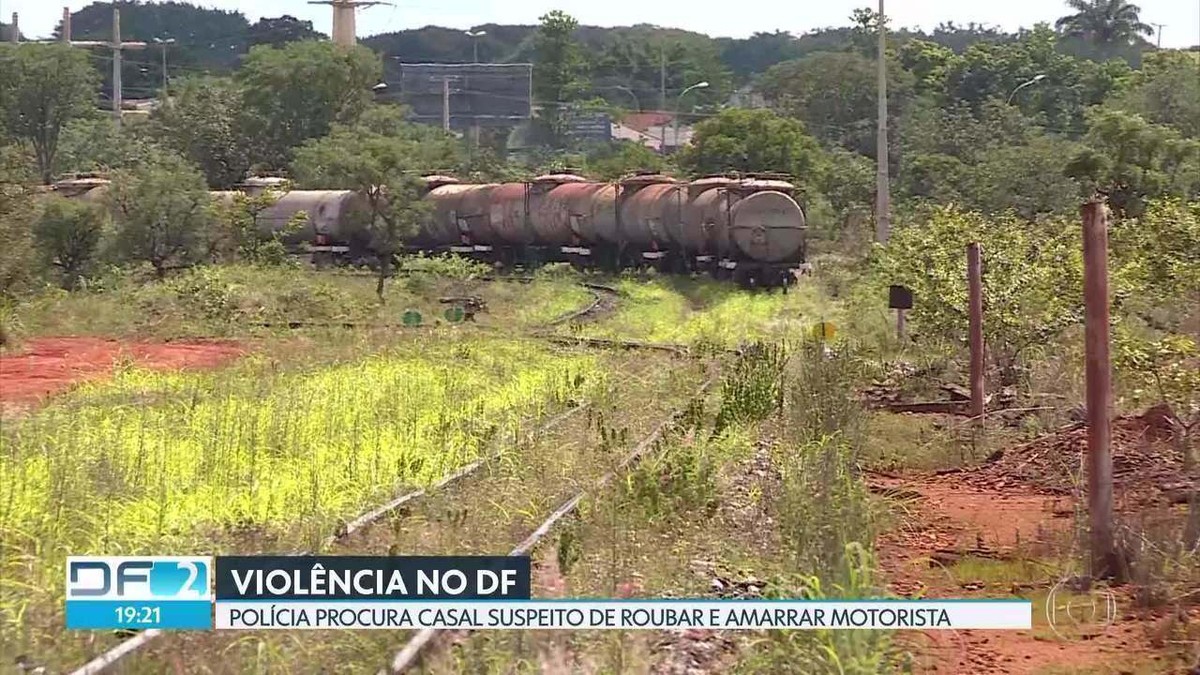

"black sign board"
[567,112,613,142]
[889,285,913,310]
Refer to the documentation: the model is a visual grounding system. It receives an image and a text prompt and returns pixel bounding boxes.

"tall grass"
[581,278,834,347]
[0,336,599,652]
[742,340,890,674]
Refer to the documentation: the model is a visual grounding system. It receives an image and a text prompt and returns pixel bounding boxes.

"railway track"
[389,371,720,673]
[66,403,591,675]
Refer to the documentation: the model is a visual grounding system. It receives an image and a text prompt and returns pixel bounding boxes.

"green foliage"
[678,109,824,185]
[213,189,302,266]
[818,147,876,223]
[621,402,726,525]
[33,196,108,290]
[292,106,458,299]
[899,99,1084,217]
[1116,332,1200,424]
[107,151,214,278]
[1110,50,1200,138]
[1066,109,1200,217]
[246,15,325,48]
[398,252,491,280]
[584,141,669,180]
[0,149,38,299]
[0,44,100,183]
[759,51,912,157]
[934,25,1131,133]
[533,11,588,148]
[1109,198,1200,307]
[0,336,596,654]
[236,41,382,169]
[150,76,256,188]
[587,29,732,112]
[715,342,786,433]
[1055,0,1153,47]
[719,30,807,79]
[873,206,1085,384]
[743,346,887,674]
[53,118,164,177]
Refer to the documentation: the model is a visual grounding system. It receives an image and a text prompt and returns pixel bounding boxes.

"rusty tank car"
[50,170,806,288]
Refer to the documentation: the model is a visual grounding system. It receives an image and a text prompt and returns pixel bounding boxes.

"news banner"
[66,556,1031,631]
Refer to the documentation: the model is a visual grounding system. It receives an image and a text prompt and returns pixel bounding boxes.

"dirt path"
[874,473,1199,674]
[0,336,245,408]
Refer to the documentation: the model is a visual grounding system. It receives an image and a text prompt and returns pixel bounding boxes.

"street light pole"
[605,85,640,111]
[464,30,486,63]
[673,81,708,153]
[153,37,175,91]
[1007,74,1046,104]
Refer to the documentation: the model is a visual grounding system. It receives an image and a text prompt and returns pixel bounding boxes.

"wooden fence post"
[1082,200,1119,580]
[967,242,985,424]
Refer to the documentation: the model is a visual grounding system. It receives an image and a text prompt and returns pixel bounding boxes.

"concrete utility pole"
[967,243,985,423]
[308,0,389,47]
[875,0,891,243]
[442,76,451,131]
[660,43,668,150]
[1082,200,1118,580]
[28,8,145,128]
[8,12,17,43]
[1151,23,1165,48]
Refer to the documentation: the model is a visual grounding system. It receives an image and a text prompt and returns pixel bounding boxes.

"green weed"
[0,336,599,660]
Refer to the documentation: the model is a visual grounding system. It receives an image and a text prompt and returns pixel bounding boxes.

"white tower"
[308,0,389,47]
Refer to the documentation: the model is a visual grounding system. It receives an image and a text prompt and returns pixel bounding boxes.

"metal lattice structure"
[387,62,533,130]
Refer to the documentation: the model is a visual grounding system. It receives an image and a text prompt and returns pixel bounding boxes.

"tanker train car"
[408,172,808,288]
[49,172,808,288]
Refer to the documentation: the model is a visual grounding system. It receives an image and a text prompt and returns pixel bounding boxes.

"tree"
[533,11,588,148]
[873,206,1086,385]
[0,147,38,301]
[718,30,804,80]
[34,196,108,290]
[1110,51,1200,138]
[585,141,669,180]
[937,25,1129,133]
[213,189,304,265]
[247,16,325,48]
[758,52,912,157]
[1055,0,1153,47]
[150,76,256,187]
[678,109,824,189]
[1066,108,1200,217]
[54,118,164,177]
[108,152,214,279]
[898,99,1083,217]
[236,41,382,169]
[292,107,458,300]
[0,44,100,183]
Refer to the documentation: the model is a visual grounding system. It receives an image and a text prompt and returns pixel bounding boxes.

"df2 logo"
[1045,577,1118,639]
[68,558,209,599]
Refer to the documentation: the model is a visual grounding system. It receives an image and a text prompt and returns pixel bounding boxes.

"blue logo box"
[66,556,213,630]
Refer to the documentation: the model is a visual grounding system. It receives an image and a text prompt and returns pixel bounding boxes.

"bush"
[108,152,214,279]
[872,205,1084,386]
[33,195,107,290]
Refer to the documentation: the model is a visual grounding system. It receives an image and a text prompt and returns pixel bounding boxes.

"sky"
[5,0,1199,48]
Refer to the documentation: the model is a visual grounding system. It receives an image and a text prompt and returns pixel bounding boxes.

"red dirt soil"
[875,473,1200,674]
[0,337,245,407]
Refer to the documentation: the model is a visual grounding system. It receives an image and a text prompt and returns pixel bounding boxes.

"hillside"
[55,0,1161,110]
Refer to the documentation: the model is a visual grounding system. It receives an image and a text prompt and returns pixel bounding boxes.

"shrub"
[33,195,107,290]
